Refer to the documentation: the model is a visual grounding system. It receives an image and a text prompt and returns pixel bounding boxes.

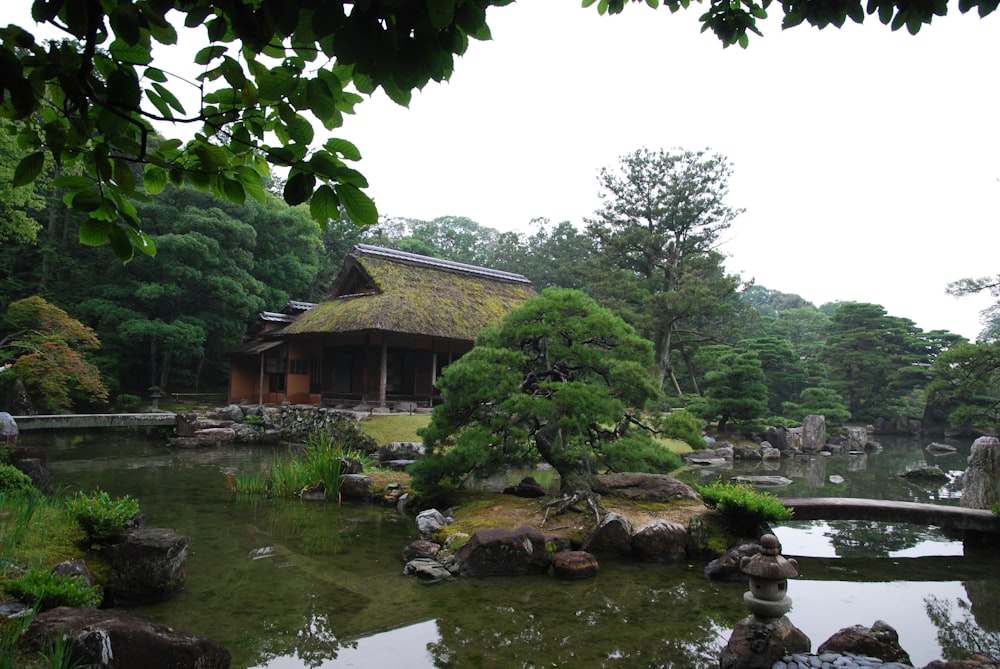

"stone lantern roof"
[741,534,799,580]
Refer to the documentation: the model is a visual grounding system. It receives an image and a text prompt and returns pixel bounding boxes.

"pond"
[23,431,1000,669]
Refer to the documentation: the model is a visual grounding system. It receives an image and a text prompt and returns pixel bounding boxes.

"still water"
[25,431,1000,669]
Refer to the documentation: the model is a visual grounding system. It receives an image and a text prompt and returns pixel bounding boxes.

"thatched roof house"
[229,244,534,408]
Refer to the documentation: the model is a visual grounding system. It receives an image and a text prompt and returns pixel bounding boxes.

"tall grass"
[235,432,370,498]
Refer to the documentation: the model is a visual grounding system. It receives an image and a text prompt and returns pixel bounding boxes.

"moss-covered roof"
[282,245,535,341]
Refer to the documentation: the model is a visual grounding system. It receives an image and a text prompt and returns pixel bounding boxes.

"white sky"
[9,2,999,339]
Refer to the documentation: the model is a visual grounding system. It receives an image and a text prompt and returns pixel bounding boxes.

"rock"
[719,615,811,669]
[338,474,372,501]
[23,607,231,669]
[551,551,599,580]
[51,560,97,589]
[502,476,546,498]
[0,411,18,443]
[403,558,452,583]
[716,445,735,460]
[382,459,416,471]
[844,426,869,450]
[630,520,687,563]
[961,436,1000,510]
[596,472,699,501]
[828,475,845,484]
[453,527,553,577]
[817,620,913,665]
[232,423,263,443]
[765,427,790,452]
[926,442,958,454]
[403,539,441,561]
[376,441,425,461]
[730,475,793,487]
[687,457,727,467]
[194,427,236,447]
[103,528,188,606]
[416,509,448,539]
[732,445,763,460]
[212,404,245,422]
[898,465,949,483]
[801,415,827,450]
[761,445,781,461]
[582,512,633,560]
[12,457,54,495]
[704,542,761,581]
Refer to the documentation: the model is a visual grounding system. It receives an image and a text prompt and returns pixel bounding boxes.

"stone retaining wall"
[173,404,375,449]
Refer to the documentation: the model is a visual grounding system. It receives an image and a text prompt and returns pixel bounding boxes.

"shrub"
[4,567,102,610]
[659,409,707,450]
[114,393,142,412]
[0,464,36,497]
[64,490,140,543]
[697,481,793,532]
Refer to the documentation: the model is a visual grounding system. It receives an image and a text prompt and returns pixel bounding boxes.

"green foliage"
[697,481,793,532]
[926,340,1000,430]
[237,431,369,498]
[3,567,101,610]
[699,347,769,432]
[1,296,109,412]
[64,490,141,543]
[413,287,665,492]
[659,409,707,450]
[0,464,35,496]
[1,489,41,559]
[114,393,142,412]
[781,387,852,426]
[586,148,743,395]
[0,610,34,669]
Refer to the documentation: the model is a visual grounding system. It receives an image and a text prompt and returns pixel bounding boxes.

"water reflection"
[22,431,1000,669]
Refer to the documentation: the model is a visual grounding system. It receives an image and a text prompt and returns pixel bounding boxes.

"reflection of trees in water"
[825,520,941,558]
[925,592,1000,660]
[424,577,744,668]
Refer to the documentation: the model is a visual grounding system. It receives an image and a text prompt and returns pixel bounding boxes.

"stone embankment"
[775,652,914,669]
[171,404,376,448]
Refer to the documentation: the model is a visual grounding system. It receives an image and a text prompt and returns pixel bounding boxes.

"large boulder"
[704,542,762,581]
[338,474,372,501]
[630,520,687,563]
[453,527,554,577]
[764,427,790,452]
[103,528,188,605]
[719,615,811,669]
[23,607,231,669]
[596,473,699,501]
[416,509,448,539]
[582,512,634,560]
[801,415,826,450]
[961,436,1000,510]
[817,620,912,665]
[844,426,869,450]
[550,551,599,580]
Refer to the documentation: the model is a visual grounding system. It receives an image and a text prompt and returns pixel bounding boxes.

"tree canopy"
[411,287,679,507]
[2,0,995,261]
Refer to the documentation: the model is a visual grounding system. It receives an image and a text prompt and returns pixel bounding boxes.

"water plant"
[4,567,101,610]
[64,490,140,543]
[235,432,371,498]
[696,480,793,532]
[0,612,35,669]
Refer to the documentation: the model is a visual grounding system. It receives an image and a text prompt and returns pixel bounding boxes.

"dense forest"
[1,142,998,435]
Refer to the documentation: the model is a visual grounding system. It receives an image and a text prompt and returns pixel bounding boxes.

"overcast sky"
[336,3,999,340]
[10,2,998,339]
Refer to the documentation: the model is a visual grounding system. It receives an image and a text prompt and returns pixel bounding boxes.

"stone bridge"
[782,497,1000,534]
[11,413,177,431]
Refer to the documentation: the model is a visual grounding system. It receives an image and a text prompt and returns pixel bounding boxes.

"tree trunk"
[534,422,608,523]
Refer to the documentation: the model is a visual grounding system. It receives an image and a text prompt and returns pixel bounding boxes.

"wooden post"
[378,341,387,407]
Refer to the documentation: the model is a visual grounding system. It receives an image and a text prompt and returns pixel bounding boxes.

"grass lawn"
[359,414,431,447]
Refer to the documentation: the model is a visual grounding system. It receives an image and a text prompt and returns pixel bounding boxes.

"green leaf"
[13,151,45,187]
[222,177,246,204]
[335,183,378,226]
[109,38,153,66]
[427,0,456,30]
[151,82,185,114]
[107,225,135,262]
[144,165,167,194]
[309,184,340,222]
[195,46,228,65]
[79,219,112,246]
[52,175,94,190]
[127,229,157,257]
[143,67,167,83]
[324,138,362,161]
[284,171,316,206]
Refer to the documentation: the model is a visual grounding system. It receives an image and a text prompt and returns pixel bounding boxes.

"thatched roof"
[282,245,535,341]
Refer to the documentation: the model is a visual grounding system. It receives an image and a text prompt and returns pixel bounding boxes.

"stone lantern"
[740,533,799,620]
